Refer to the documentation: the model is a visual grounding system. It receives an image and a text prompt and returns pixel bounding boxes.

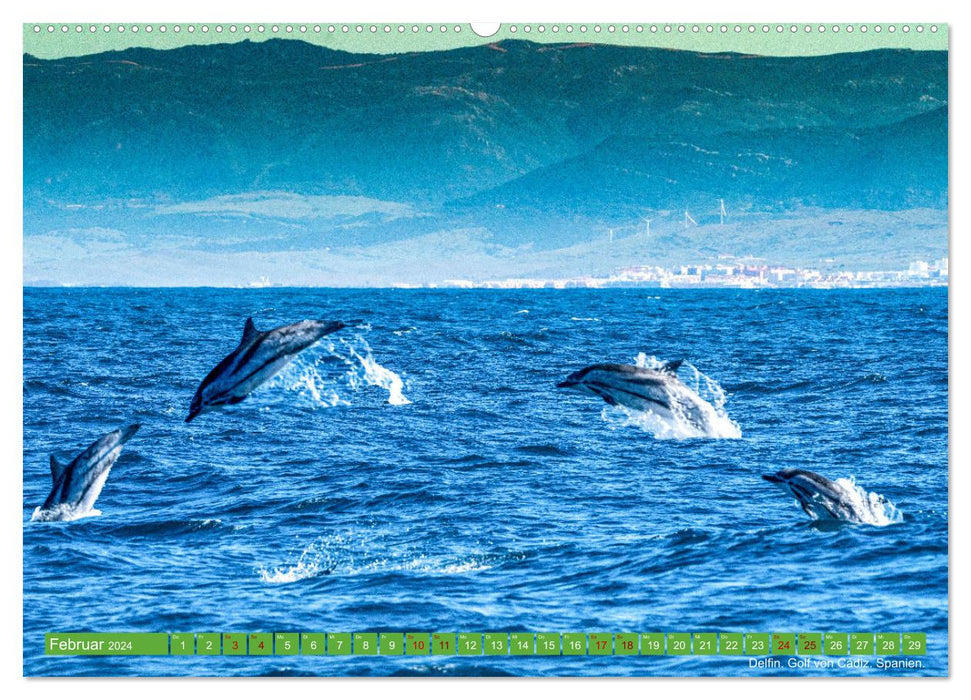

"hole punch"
[471,23,500,38]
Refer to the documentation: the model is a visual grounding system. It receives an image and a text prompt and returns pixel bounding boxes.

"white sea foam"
[337,338,411,406]
[258,558,326,584]
[265,334,410,408]
[600,354,742,440]
[829,477,904,526]
[438,560,492,574]
[30,504,101,522]
[258,533,496,584]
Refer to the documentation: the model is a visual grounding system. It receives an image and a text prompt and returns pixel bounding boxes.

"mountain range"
[23,39,948,286]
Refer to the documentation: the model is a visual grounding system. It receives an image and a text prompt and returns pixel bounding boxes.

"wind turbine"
[719,198,727,225]
[684,209,697,228]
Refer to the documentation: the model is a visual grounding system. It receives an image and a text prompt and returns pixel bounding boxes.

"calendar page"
[22,21,948,678]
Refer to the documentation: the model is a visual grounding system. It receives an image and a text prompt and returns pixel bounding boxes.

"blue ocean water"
[22,288,948,677]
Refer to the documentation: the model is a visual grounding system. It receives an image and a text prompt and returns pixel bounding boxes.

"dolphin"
[557,361,718,433]
[186,317,347,422]
[32,424,140,521]
[762,468,890,523]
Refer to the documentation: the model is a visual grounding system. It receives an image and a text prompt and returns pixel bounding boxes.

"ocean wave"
[734,373,889,398]
[105,518,226,537]
[515,443,572,456]
[23,379,88,398]
[438,453,488,464]
[728,380,813,394]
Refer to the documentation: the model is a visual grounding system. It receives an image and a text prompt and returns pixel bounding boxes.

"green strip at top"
[24,22,947,60]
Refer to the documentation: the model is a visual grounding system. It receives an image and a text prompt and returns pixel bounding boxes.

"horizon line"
[22,284,949,290]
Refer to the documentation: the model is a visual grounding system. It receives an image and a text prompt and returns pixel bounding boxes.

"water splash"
[829,477,904,526]
[30,504,101,523]
[337,337,411,406]
[601,354,742,439]
[258,533,503,584]
[264,334,410,408]
[258,544,334,583]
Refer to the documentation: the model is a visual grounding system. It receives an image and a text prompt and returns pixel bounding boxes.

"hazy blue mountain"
[455,105,948,219]
[23,39,947,285]
[24,40,946,205]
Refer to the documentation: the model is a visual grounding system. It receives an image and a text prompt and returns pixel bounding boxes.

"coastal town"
[434,258,949,290]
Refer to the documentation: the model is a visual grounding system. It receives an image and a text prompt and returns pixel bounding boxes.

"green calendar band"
[44,631,928,657]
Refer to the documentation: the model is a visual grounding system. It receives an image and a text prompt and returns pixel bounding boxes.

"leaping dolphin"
[557,361,719,434]
[32,424,141,522]
[762,468,893,524]
[186,317,348,422]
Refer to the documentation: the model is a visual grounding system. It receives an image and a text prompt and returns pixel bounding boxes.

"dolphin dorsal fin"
[241,317,259,343]
[49,455,67,482]
[661,359,683,374]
